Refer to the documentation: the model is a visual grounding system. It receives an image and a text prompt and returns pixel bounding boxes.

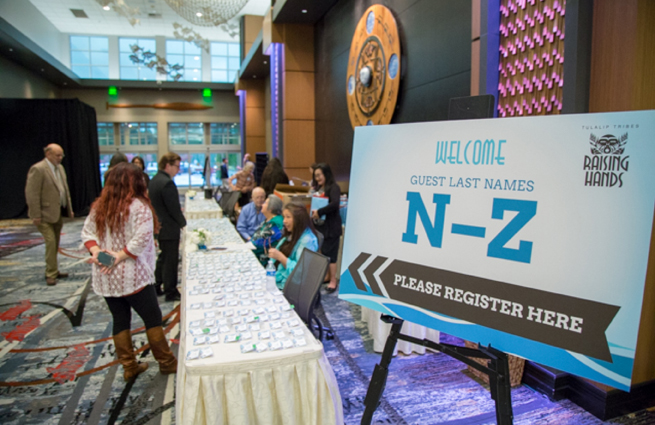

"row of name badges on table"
[185,250,308,360]
[186,218,244,245]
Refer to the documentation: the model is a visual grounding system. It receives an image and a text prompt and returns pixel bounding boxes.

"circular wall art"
[346,5,401,128]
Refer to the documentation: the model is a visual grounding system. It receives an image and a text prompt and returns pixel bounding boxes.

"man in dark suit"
[25,144,74,286]
[149,152,186,302]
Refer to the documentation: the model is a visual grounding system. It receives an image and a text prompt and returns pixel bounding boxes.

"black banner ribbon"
[349,253,620,362]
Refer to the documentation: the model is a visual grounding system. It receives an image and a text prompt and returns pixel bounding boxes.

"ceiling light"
[194,69,199,72]
[301,9,307,13]
[103,6,110,11]
[194,56,199,60]
[165,0,248,26]
[8,48,13,52]
[193,77,198,80]
[263,60,267,64]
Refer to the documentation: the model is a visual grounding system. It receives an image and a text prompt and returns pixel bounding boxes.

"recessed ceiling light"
[263,60,267,64]
[196,12,202,17]
[301,9,307,13]
[41,68,44,72]
[63,82,67,85]
[8,48,13,52]
[103,6,110,11]
[253,75,257,78]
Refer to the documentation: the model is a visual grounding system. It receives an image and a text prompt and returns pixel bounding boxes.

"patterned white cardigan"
[82,199,157,297]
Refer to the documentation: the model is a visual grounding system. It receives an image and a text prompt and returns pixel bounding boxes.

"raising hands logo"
[583,133,629,187]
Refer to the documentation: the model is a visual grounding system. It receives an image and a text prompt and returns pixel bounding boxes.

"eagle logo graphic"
[589,133,627,155]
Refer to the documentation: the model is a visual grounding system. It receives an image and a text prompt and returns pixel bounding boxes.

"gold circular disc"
[346,5,401,128]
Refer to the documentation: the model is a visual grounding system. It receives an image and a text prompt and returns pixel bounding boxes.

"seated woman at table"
[267,202,319,289]
[251,194,284,265]
[82,162,177,381]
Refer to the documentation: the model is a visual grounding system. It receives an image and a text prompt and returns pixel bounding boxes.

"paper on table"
[208,242,256,251]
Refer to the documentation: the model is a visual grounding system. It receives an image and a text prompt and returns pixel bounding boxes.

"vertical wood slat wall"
[498,0,565,117]
[588,0,655,386]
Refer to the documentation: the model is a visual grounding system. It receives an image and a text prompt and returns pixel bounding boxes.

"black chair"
[218,190,240,223]
[310,230,334,339]
[282,249,330,341]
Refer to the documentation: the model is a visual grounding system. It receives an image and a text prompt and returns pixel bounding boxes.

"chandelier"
[164,0,249,26]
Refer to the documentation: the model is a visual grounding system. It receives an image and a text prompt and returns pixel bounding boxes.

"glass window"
[70,35,109,79]
[166,40,202,82]
[210,42,240,83]
[99,153,113,183]
[168,123,204,145]
[119,37,157,81]
[174,153,190,187]
[124,153,159,178]
[210,123,240,145]
[120,123,158,145]
[210,152,241,186]
[97,122,115,146]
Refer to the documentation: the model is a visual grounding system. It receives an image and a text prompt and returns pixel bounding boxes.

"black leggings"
[104,285,163,335]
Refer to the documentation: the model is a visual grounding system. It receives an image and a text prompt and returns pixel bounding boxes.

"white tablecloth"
[185,193,223,220]
[361,307,440,356]
[176,220,343,425]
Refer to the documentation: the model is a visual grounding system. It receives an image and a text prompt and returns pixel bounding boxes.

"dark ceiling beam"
[272,0,339,24]
[238,29,269,80]
[0,16,80,88]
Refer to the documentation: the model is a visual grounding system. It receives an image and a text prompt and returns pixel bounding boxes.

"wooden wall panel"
[283,119,315,168]
[243,15,265,58]
[631,0,655,111]
[283,167,312,182]
[588,0,638,112]
[471,39,480,96]
[245,82,265,108]
[283,71,315,120]
[246,136,266,156]
[282,24,315,72]
[245,106,265,137]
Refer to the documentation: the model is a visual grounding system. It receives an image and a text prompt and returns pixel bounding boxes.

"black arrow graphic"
[348,253,371,292]
[363,256,387,296]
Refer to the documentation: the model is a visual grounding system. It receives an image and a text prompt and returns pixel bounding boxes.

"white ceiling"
[28,0,271,42]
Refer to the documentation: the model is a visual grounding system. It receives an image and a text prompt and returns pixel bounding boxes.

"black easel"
[360,315,514,425]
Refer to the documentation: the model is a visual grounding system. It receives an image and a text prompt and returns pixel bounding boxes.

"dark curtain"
[0,98,102,219]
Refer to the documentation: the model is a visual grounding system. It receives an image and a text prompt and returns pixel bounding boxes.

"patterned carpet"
[0,218,653,424]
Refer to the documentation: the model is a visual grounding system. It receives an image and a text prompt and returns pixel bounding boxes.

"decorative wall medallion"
[347,5,401,128]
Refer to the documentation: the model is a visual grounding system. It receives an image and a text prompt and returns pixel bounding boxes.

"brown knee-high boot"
[146,326,177,374]
[113,330,149,381]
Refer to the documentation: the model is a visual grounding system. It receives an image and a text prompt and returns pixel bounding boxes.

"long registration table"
[176,218,343,424]
[184,192,223,220]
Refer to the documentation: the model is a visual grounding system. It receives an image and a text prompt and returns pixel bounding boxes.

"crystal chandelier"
[164,0,249,26]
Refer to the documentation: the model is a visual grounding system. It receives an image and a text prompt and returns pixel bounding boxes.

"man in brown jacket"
[25,144,74,286]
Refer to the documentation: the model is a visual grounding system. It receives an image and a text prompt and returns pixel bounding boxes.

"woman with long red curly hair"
[82,162,177,381]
